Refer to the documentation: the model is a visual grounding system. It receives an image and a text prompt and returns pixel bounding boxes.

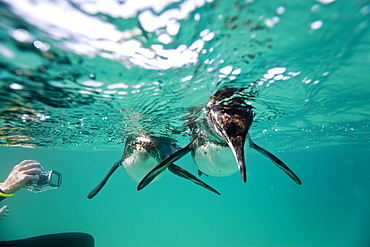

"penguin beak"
[227,135,247,182]
[208,105,254,183]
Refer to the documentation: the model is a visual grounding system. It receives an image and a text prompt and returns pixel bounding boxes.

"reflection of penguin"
[88,135,219,199]
[138,88,302,191]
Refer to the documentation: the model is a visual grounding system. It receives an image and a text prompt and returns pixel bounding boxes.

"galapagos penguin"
[137,88,302,191]
[88,135,220,199]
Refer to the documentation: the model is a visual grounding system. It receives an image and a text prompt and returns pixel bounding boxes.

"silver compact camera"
[24,170,62,193]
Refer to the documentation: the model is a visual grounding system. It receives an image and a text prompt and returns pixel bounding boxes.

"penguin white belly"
[192,142,250,177]
[122,148,166,183]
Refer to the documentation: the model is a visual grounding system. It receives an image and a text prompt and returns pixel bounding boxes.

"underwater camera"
[24,170,62,193]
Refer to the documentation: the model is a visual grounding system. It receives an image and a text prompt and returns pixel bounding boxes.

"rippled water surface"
[0,0,369,151]
[1,0,370,246]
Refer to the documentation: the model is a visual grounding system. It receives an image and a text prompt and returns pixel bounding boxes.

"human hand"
[0,205,9,220]
[0,160,43,194]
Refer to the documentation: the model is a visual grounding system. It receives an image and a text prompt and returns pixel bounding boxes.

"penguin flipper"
[137,142,193,191]
[87,160,121,199]
[251,142,302,185]
[168,164,220,195]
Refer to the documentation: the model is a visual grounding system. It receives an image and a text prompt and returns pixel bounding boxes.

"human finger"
[22,167,43,176]
[24,174,40,181]
[0,205,9,214]
[15,160,38,168]
[17,162,43,172]
[0,209,9,219]
[12,160,39,172]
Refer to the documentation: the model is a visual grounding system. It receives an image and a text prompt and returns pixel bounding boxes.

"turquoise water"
[1,0,370,246]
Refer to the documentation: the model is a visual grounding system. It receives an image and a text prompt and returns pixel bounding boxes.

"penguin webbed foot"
[198,170,209,177]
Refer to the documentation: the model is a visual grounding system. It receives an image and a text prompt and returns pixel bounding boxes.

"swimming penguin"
[88,135,220,199]
[137,88,302,191]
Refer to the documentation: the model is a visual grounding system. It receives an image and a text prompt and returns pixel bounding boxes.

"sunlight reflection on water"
[0,0,369,151]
